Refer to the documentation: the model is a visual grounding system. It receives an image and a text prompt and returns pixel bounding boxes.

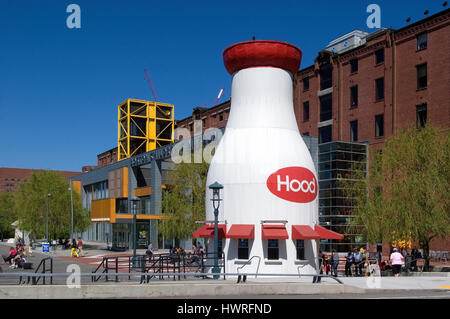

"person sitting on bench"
[1,247,17,265]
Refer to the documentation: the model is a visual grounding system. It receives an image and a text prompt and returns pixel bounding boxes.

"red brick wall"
[97,148,118,167]
[393,15,450,134]
[293,9,450,149]
[0,167,80,193]
[175,101,230,138]
[294,67,319,136]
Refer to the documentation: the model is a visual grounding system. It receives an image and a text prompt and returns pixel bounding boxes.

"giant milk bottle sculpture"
[205,40,319,274]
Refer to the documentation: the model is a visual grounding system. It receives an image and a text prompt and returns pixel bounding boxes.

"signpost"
[42,242,50,253]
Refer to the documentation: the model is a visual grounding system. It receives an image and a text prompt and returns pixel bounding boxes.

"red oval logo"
[266,167,318,203]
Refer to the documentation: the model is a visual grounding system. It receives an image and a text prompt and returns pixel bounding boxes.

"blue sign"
[42,242,50,253]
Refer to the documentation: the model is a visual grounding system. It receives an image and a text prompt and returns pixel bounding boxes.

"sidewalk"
[1,241,449,299]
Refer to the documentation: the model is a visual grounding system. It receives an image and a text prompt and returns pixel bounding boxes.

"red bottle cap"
[223,40,302,75]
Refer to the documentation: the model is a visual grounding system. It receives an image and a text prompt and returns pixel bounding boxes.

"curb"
[0,282,365,299]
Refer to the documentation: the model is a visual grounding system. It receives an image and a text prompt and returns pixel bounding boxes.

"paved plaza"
[0,241,449,299]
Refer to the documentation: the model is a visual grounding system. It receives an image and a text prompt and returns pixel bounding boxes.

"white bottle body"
[206,67,319,275]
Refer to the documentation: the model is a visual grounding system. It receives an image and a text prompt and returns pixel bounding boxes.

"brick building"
[294,9,450,148]
[176,9,449,146]
[175,102,231,137]
[97,147,118,168]
[0,167,81,193]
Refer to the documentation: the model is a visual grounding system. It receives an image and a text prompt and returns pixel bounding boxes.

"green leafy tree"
[14,170,90,240]
[344,125,450,271]
[0,192,18,239]
[160,160,209,241]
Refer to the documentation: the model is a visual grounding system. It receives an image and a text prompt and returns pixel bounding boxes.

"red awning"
[226,224,255,239]
[261,224,289,240]
[291,225,321,240]
[314,225,344,240]
[192,224,227,239]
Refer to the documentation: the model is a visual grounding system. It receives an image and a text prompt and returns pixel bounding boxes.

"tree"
[14,170,91,240]
[160,160,209,241]
[0,192,18,239]
[344,125,450,271]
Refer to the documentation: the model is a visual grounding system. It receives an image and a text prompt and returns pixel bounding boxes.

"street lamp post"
[130,198,139,268]
[209,181,223,280]
[69,183,74,240]
[46,192,51,242]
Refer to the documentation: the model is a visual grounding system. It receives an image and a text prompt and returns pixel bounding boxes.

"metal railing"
[92,255,139,282]
[91,252,227,283]
[19,257,53,285]
[1,271,345,284]
[236,256,261,283]
[402,257,425,273]
[296,263,307,278]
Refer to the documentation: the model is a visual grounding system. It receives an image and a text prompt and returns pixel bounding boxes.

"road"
[187,290,450,299]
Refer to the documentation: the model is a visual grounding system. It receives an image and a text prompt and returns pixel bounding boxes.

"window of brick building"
[320,94,332,121]
[319,125,332,144]
[375,49,384,64]
[416,104,427,128]
[375,114,384,137]
[350,120,358,142]
[303,77,310,91]
[375,77,384,101]
[350,59,358,74]
[219,113,224,122]
[350,85,358,108]
[416,63,427,89]
[303,101,310,122]
[417,32,427,50]
[320,66,333,90]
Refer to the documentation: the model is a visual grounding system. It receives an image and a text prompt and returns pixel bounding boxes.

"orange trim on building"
[134,187,151,197]
[120,167,128,198]
[71,180,81,195]
[91,198,116,223]
[115,214,166,220]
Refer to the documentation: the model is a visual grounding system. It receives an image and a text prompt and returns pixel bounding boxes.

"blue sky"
[0,0,446,171]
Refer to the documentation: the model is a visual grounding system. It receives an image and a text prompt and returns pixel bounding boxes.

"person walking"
[146,242,154,259]
[345,250,354,277]
[331,249,340,277]
[70,239,79,258]
[390,247,404,277]
[313,250,324,283]
[353,249,363,276]
[77,237,84,257]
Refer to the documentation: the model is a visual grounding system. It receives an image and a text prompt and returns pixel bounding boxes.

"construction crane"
[144,69,158,102]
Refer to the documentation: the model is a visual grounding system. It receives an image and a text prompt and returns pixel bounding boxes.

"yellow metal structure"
[118,98,174,160]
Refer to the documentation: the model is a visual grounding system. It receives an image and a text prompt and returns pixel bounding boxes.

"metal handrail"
[2,271,344,284]
[402,257,425,273]
[237,256,261,279]
[297,264,307,278]
[22,257,53,285]
[91,252,228,283]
